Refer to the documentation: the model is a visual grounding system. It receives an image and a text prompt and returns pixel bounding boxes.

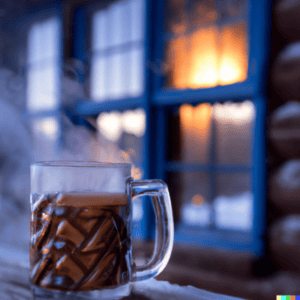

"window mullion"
[209,108,217,230]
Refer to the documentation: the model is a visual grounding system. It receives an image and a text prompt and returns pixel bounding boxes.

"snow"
[271,101,300,124]
[281,42,300,61]
[132,278,245,300]
[182,192,253,231]
[279,160,300,190]
[182,203,211,226]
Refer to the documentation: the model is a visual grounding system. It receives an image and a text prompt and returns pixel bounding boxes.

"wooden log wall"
[268,0,300,276]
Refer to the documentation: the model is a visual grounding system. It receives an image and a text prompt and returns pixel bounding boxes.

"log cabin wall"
[268,0,300,274]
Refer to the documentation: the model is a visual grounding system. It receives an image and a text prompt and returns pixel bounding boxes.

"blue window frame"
[23,0,271,256]
[149,0,271,256]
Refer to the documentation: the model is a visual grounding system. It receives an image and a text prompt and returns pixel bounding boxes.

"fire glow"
[167,23,248,89]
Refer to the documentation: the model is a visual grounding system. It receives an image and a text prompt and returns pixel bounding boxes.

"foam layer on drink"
[56,193,128,207]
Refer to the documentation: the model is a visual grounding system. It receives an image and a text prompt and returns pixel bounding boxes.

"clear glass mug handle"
[129,179,174,282]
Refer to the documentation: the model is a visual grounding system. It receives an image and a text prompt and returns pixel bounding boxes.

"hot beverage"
[30,162,174,300]
[30,193,131,291]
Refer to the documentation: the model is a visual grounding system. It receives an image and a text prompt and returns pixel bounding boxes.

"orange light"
[179,103,212,162]
[191,194,205,206]
[189,26,219,88]
[219,23,248,85]
[167,22,248,89]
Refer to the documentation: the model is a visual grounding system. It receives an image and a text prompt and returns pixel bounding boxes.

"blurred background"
[1,0,300,299]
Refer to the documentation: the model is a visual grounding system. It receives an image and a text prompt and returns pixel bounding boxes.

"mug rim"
[31,161,132,168]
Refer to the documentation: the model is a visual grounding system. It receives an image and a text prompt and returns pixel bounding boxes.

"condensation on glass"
[214,100,255,165]
[164,0,248,89]
[168,100,255,165]
[90,0,145,101]
[176,103,212,163]
[168,100,254,231]
[27,17,61,112]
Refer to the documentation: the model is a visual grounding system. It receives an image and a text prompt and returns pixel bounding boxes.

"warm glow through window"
[179,100,255,164]
[97,109,146,142]
[167,23,248,89]
[165,0,248,89]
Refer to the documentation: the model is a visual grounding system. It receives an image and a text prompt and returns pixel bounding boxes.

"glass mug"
[30,162,174,300]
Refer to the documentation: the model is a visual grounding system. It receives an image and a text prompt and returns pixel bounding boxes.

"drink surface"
[30,193,131,291]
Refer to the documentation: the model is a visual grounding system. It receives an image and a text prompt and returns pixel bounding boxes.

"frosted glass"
[90,0,145,101]
[28,22,42,64]
[119,52,131,96]
[131,48,144,97]
[40,18,60,60]
[131,0,145,41]
[28,17,60,64]
[27,63,59,111]
[120,1,132,44]
[164,0,248,89]
[92,10,107,51]
[107,54,122,99]
[214,100,255,165]
[178,103,212,163]
[106,2,126,47]
[90,56,107,100]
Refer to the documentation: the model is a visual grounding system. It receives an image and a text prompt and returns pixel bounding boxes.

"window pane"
[214,100,255,165]
[168,103,212,163]
[168,172,211,226]
[28,17,60,64]
[214,173,252,231]
[106,1,131,47]
[90,56,107,100]
[165,0,188,35]
[92,10,107,51]
[130,48,144,97]
[219,22,248,85]
[90,0,145,101]
[27,62,59,111]
[164,0,248,89]
[107,54,124,99]
[27,17,60,112]
[131,0,145,41]
[218,0,247,20]
[191,0,218,28]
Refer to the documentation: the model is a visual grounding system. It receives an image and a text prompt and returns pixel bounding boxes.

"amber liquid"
[30,193,131,291]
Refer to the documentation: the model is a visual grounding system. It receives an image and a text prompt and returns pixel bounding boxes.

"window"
[89,0,145,101]
[147,0,269,255]
[25,0,270,255]
[27,17,60,112]
[25,8,62,161]
[164,0,248,89]
[168,101,255,233]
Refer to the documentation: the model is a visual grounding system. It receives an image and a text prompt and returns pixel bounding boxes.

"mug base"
[31,283,131,300]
